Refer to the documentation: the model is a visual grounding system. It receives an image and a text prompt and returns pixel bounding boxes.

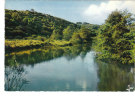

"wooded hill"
[5,9,99,40]
[5,9,78,39]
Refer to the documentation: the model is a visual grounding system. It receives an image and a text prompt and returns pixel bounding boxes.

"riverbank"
[5,39,72,51]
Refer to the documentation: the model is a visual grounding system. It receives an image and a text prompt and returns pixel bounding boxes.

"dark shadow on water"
[96,60,134,91]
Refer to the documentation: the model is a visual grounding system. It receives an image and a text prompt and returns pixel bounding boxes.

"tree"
[30,9,35,12]
[95,10,135,64]
[70,32,83,44]
[79,27,92,42]
[50,29,62,40]
[63,25,75,40]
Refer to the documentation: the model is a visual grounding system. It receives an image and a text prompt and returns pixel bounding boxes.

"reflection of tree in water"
[80,44,91,60]
[64,45,83,60]
[63,44,91,60]
[5,44,91,67]
[5,44,91,91]
[97,61,134,91]
[5,65,29,91]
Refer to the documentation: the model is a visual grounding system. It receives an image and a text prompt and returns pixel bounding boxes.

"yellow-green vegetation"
[50,40,71,46]
[5,39,46,49]
[5,48,51,56]
[5,39,72,50]
[5,46,71,57]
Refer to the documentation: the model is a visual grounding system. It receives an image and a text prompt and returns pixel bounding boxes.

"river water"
[5,45,134,91]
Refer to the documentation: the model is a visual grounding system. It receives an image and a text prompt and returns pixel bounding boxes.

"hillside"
[5,9,99,51]
[5,9,78,39]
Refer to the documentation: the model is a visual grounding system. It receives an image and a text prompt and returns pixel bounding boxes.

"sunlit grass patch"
[50,40,71,46]
[5,39,45,49]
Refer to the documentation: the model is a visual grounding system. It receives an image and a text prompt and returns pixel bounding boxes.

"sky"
[5,0,135,25]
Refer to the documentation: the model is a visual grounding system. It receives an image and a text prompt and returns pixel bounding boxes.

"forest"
[5,9,135,64]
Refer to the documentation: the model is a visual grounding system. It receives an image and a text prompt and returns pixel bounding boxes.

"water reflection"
[97,61,134,91]
[5,44,91,67]
[20,51,99,91]
[5,44,134,91]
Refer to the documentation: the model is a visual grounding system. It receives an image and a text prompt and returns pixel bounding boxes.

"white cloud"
[83,1,135,24]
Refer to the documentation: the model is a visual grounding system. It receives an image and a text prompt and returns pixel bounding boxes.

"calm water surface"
[5,45,134,91]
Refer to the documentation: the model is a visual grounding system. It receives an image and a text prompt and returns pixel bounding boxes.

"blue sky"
[5,0,135,24]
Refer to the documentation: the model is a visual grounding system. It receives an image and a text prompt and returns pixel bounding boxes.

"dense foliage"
[94,10,135,64]
[5,9,77,39]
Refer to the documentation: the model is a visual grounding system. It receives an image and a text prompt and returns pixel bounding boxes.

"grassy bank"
[5,39,72,51]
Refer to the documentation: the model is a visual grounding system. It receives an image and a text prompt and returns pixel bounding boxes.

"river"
[5,45,134,91]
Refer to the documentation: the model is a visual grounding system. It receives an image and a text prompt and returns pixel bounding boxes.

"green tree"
[50,29,62,40]
[63,25,75,40]
[79,27,92,42]
[95,10,135,64]
[70,31,83,44]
